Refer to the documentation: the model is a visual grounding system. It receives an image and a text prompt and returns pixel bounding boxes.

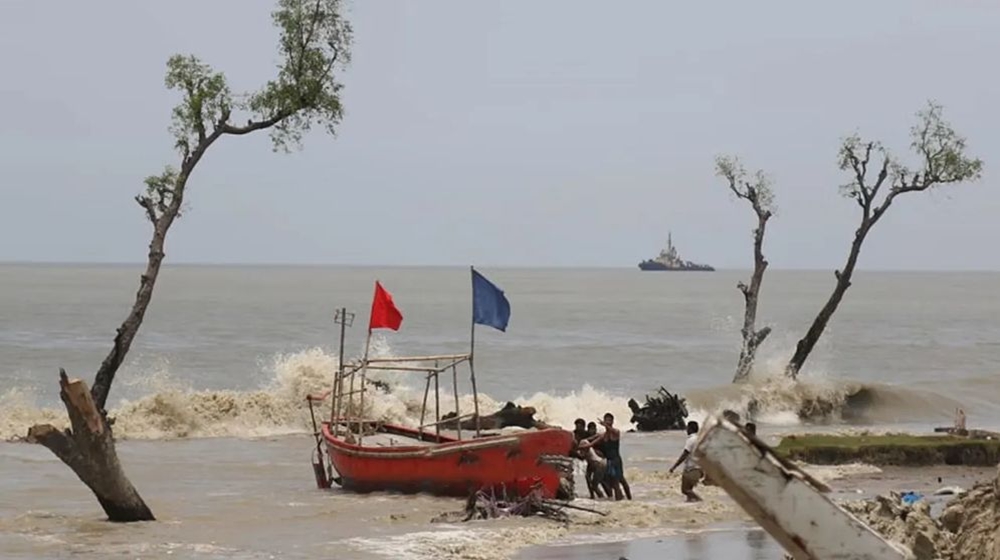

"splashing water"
[0,341,967,442]
[0,346,631,441]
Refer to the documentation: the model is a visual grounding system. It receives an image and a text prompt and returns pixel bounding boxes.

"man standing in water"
[669,420,703,502]
[579,413,625,501]
[572,419,607,499]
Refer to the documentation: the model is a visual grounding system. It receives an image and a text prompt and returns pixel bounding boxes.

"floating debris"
[433,485,607,525]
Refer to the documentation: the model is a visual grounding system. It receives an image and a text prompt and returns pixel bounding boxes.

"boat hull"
[638,260,715,271]
[322,423,574,498]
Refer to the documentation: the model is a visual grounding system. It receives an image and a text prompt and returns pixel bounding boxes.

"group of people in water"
[572,413,631,500]
[571,412,757,503]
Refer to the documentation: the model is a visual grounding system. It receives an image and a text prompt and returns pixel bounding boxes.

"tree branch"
[26,423,77,464]
[295,0,325,82]
[738,281,751,299]
[868,157,890,205]
[220,111,291,136]
[752,326,772,347]
[135,196,157,223]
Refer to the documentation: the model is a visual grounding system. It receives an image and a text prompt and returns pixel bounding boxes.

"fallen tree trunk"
[27,370,153,522]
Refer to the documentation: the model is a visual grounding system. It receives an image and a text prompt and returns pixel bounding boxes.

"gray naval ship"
[638,232,714,271]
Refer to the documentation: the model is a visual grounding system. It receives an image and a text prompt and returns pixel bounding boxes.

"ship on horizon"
[638,232,715,272]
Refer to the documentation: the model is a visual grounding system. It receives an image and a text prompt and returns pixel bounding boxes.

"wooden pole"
[470,266,481,438]
[420,373,431,433]
[358,330,372,444]
[434,370,441,440]
[346,367,356,434]
[331,307,349,437]
[452,363,462,440]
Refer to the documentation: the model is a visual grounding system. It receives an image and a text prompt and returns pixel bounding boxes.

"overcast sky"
[1,1,997,269]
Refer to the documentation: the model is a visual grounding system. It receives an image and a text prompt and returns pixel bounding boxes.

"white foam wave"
[1,338,965,442]
[0,346,634,441]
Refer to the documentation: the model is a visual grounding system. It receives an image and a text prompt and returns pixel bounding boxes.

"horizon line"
[1,260,999,273]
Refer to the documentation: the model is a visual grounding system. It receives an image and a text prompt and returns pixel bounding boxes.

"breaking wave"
[0,345,973,442]
[0,346,633,441]
[684,374,964,427]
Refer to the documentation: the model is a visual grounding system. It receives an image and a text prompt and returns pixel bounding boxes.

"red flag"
[369,281,403,331]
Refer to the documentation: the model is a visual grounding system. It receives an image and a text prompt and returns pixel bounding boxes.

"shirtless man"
[572,418,588,452]
[669,420,703,502]
[579,413,625,501]
[571,419,605,498]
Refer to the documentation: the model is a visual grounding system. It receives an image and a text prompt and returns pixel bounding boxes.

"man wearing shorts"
[669,420,703,502]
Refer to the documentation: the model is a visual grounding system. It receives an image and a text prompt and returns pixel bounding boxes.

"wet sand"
[517,526,783,560]
[518,464,997,559]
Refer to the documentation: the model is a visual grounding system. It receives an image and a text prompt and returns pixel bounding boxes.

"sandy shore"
[515,464,997,560]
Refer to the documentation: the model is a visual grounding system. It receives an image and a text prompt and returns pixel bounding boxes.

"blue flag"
[472,268,510,332]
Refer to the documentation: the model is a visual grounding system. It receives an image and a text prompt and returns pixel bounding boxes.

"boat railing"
[324,349,479,445]
[310,306,486,459]
[364,353,471,363]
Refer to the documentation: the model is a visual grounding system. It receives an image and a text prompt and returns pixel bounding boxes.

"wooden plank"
[692,416,909,560]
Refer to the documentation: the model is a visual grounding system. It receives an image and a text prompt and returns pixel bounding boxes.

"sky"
[0,1,998,270]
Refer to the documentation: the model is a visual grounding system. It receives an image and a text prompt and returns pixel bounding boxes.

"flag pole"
[357,281,379,445]
[469,266,481,437]
[358,319,374,445]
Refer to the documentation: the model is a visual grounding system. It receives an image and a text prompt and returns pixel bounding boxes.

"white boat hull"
[692,416,911,560]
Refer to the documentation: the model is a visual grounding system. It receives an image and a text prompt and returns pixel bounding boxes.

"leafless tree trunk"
[786,103,983,379]
[717,157,775,383]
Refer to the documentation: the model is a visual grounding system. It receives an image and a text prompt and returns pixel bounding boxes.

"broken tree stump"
[627,386,689,431]
[26,369,154,522]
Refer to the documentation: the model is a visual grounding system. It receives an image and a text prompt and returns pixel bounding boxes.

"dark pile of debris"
[628,387,688,431]
[431,485,606,524]
[440,402,548,431]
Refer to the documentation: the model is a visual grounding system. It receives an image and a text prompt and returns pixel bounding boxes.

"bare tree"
[717,156,776,383]
[786,102,983,379]
[25,0,352,522]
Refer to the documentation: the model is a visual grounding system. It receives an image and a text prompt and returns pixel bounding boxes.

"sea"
[2,264,998,559]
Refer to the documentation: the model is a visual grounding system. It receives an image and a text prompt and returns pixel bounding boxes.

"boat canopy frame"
[330,352,482,444]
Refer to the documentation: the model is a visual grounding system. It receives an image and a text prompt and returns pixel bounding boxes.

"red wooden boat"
[306,278,574,499]
[320,421,574,498]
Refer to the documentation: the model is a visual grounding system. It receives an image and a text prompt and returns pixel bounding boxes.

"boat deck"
[353,433,435,448]
[326,427,463,448]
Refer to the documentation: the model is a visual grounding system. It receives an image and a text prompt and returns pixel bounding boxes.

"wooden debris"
[693,415,908,560]
[433,485,607,524]
[627,387,689,431]
[440,402,544,431]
